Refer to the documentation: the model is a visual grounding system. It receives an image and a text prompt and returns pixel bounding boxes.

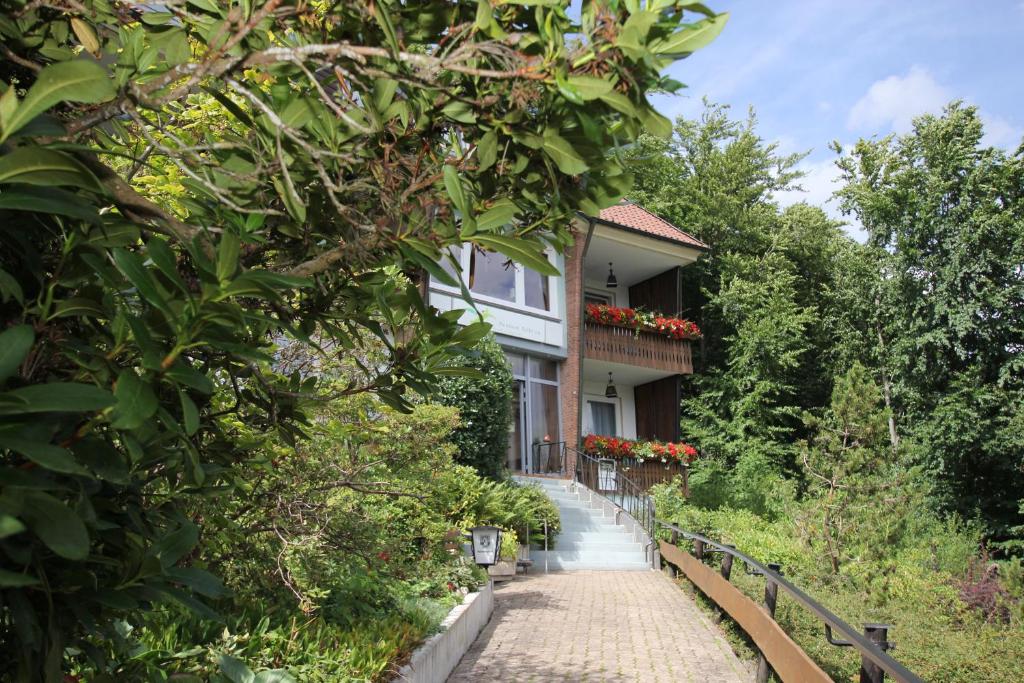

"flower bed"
[585,304,701,341]
[582,434,698,463]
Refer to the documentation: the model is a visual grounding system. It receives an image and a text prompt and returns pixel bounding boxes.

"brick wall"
[560,221,588,475]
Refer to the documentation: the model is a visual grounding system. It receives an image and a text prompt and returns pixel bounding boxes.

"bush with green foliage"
[434,335,513,478]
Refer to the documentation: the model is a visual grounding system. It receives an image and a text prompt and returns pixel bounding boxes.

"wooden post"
[668,529,679,578]
[693,538,705,562]
[712,545,735,624]
[755,563,782,683]
[682,463,690,498]
[860,624,890,683]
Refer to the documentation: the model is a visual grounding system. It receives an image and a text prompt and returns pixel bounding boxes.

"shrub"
[433,335,514,479]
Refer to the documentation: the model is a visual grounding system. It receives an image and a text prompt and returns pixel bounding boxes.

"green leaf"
[598,92,638,118]
[218,654,255,683]
[166,566,226,598]
[21,491,90,560]
[441,100,476,124]
[111,371,158,430]
[477,131,498,171]
[217,231,240,282]
[51,297,105,319]
[639,105,672,139]
[473,235,559,276]
[566,76,614,101]
[1,60,115,141]
[443,164,468,215]
[0,568,40,587]
[0,185,100,222]
[112,248,173,315]
[0,515,26,539]
[477,199,519,232]
[272,176,306,223]
[0,325,33,383]
[0,382,114,414]
[0,148,102,190]
[180,390,199,436]
[152,520,199,567]
[649,12,729,56]
[1,437,87,475]
[541,130,588,175]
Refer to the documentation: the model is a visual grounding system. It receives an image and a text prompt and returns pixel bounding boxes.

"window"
[585,290,613,306]
[469,249,515,302]
[524,267,550,310]
[585,398,617,435]
[433,246,556,313]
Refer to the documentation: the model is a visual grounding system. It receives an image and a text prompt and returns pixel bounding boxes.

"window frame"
[431,245,560,318]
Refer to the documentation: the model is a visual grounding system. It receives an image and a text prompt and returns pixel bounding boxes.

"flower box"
[585,303,701,341]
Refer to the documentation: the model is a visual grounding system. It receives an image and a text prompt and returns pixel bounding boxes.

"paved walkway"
[448,571,748,682]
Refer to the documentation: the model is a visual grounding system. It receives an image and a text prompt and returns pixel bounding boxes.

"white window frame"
[431,245,560,319]
[584,289,614,306]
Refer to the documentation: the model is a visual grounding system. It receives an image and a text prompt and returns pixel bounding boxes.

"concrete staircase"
[514,476,649,571]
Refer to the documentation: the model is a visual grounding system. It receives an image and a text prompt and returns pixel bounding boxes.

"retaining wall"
[393,581,494,683]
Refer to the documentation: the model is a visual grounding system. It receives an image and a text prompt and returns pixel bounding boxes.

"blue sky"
[647,0,1024,239]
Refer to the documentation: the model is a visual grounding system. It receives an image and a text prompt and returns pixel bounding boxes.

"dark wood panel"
[634,375,681,442]
[660,542,833,683]
[628,267,683,316]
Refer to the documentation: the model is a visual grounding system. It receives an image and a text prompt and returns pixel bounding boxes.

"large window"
[433,246,556,314]
[505,351,561,473]
[584,398,618,435]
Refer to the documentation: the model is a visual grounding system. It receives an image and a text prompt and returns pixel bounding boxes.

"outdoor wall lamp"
[606,262,618,288]
[468,526,502,567]
[605,372,618,399]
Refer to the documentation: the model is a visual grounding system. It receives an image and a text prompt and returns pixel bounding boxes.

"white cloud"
[847,66,951,134]
[775,155,867,242]
[983,115,1024,149]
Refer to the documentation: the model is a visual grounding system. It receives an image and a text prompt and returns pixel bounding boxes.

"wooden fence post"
[668,529,679,578]
[712,545,735,625]
[755,563,782,683]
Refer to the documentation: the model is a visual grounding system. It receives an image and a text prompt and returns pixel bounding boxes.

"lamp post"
[468,526,502,568]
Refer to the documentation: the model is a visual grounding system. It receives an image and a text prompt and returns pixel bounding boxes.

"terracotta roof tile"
[596,201,707,249]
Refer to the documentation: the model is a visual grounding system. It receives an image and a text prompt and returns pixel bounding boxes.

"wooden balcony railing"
[583,322,693,374]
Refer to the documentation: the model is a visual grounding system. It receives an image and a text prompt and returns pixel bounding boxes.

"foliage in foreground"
[0,0,724,677]
[71,394,556,681]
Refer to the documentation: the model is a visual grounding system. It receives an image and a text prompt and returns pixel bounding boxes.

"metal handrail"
[531,440,567,475]
[572,447,656,543]
[656,522,924,683]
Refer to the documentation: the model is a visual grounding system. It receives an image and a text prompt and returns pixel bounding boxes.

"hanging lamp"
[605,372,618,399]
[606,262,618,288]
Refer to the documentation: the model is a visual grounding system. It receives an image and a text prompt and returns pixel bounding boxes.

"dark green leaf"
[0,383,114,414]
[0,515,26,539]
[0,568,40,587]
[152,520,198,567]
[0,325,33,383]
[0,148,102,190]
[1,60,115,141]
[218,654,255,683]
[1,437,87,475]
[111,371,158,430]
[541,130,588,175]
[21,491,90,560]
[0,185,100,222]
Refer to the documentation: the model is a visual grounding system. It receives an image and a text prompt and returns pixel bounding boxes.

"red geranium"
[585,304,701,341]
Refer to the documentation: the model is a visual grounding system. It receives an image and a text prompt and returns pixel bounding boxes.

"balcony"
[583,322,693,374]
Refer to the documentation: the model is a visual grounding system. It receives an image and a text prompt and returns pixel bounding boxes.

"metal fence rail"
[657,522,924,683]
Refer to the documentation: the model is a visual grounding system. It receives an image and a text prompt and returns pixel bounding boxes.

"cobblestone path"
[447,570,747,682]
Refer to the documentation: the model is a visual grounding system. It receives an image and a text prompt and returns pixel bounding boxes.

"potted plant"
[487,528,519,580]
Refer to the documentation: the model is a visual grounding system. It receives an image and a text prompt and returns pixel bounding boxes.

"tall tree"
[835,102,1024,537]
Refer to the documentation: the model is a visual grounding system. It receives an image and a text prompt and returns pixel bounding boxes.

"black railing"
[657,523,924,683]
[572,448,655,544]
[530,440,567,475]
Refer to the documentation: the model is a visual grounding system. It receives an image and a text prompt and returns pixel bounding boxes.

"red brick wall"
[560,221,589,475]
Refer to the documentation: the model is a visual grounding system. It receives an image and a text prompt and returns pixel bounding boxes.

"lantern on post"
[468,526,502,567]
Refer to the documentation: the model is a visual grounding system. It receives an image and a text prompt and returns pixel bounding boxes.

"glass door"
[506,380,526,472]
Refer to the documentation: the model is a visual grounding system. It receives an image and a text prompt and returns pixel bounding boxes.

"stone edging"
[392,581,494,683]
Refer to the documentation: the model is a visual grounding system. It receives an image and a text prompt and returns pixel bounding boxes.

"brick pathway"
[447,571,748,682]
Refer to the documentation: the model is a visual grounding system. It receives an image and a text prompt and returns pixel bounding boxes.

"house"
[427,200,706,482]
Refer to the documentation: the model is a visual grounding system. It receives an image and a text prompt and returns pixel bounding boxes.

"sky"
[646,0,1024,240]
